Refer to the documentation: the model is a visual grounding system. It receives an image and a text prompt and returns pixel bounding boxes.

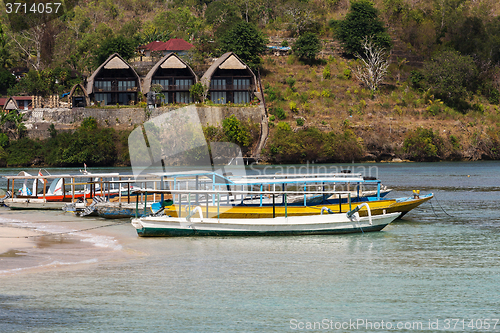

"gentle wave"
[0,258,99,275]
[1,216,122,251]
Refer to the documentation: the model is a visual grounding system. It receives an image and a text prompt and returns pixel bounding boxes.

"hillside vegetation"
[1,0,500,165]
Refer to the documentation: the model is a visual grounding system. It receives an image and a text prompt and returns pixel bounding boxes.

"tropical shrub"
[222,115,251,147]
[292,32,321,62]
[265,126,363,163]
[403,127,443,161]
[421,50,477,110]
[333,0,392,57]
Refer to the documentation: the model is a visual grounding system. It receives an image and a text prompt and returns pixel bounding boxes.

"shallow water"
[0,162,499,332]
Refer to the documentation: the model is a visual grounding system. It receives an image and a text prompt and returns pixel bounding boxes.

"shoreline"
[0,207,133,275]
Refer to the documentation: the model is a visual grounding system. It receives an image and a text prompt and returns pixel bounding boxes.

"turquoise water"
[1,162,499,332]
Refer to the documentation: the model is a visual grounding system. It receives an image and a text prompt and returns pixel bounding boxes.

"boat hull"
[96,203,153,219]
[3,198,67,210]
[131,212,400,237]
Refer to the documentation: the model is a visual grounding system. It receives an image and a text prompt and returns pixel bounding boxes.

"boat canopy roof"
[147,171,381,186]
[148,171,234,185]
[230,176,380,186]
[4,172,121,180]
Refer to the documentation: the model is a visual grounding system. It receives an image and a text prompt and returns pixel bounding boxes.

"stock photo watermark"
[290,318,500,331]
[249,161,380,178]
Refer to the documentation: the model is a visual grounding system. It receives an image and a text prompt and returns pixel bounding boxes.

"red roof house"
[2,96,33,111]
[139,39,194,57]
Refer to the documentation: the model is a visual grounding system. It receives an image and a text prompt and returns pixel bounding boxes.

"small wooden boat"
[131,203,401,237]
[2,171,122,210]
[163,194,432,219]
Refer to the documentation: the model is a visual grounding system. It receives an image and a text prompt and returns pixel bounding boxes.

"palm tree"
[1,110,26,140]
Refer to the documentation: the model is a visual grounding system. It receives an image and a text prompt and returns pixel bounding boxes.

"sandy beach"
[0,206,133,274]
[0,226,37,255]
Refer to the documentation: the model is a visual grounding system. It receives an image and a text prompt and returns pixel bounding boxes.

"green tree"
[205,0,242,37]
[222,115,251,147]
[57,118,117,166]
[403,127,443,161]
[451,17,487,59]
[334,0,392,57]
[1,110,27,140]
[8,68,74,96]
[422,49,477,109]
[95,35,136,66]
[219,22,267,70]
[5,138,42,166]
[0,24,14,69]
[292,32,322,62]
[153,7,204,40]
[189,82,209,103]
[0,69,16,93]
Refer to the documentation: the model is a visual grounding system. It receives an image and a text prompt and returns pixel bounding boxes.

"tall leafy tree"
[334,0,392,57]
[219,22,267,70]
[0,69,16,93]
[0,24,14,69]
[292,32,321,62]
[95,35,136,66]
[422,49,477,109]
[205,0,242,37]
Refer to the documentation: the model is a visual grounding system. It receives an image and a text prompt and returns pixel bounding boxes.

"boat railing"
[132,189,355,220]
[3,173,160,204]
[236,172,364,179]
[346,202,372,225]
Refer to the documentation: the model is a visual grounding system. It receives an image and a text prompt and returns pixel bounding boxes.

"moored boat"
[131,202,401,237]
[2,171,122,210]
[157,193,433,219]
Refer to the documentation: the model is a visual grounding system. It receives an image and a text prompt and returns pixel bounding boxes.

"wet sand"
[0,226,38,255]
[0,206,136,274]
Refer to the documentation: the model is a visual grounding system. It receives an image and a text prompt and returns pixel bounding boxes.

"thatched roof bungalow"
[143,53,198,104]
[86,53,141,106]
[200,52,259,104]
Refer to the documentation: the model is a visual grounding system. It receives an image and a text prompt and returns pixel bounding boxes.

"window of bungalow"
[152,79,170,103]
[152,79,169,90]
[118,80,136,91]
[233,78,251,104]
[234,92,250,104]
[210,78,227,104]
[211,91,227,104]
[18,100,28,110]
[175,79,193,103]
[175,79,192,90]
[211,78,227,90]
[175,92,192,104]
[95,80,111,91]
[118,92,136,105]
[234,78,250,90]
[95,93,111,105]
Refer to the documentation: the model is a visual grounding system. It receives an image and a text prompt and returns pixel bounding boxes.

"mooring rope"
[429,199,440,218]
[432,195,454,217]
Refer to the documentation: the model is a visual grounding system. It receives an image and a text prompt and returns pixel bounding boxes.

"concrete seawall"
[24,105,266,138]
[23,105,268,158]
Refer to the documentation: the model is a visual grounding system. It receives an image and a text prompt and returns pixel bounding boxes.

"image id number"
[5,2,62,14]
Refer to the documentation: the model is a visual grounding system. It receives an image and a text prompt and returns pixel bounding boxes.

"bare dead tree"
[9,24,44,70]
[352,36,390,92]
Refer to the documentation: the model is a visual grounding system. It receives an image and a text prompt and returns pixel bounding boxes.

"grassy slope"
[261,51,500,162]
